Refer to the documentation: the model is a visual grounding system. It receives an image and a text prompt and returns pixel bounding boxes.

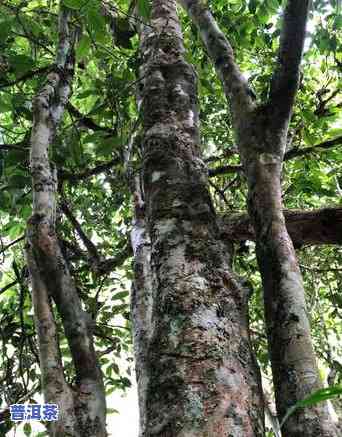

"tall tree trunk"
[25,5,106,436]
[131,1,264,436]
[180,1,339,435]
[240,110,338,437]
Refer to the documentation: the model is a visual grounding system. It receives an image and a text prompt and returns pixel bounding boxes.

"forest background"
[0,0,341,436]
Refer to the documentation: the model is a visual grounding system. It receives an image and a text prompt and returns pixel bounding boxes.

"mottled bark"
[180,1,339,436]
[220,207,342,248]
[242,133,337,437]
[25,5,106,436]
[131,1,264,436]
[26,242,77,436]
[241,2,338,434]
[130,178,154,435]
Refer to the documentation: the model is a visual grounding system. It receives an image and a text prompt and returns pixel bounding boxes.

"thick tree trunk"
[131,1,265,436]
[25,5,106,436]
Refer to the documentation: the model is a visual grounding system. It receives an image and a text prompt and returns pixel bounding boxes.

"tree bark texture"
[131,1,265,436]
[241,111,338,437]
[180,1,339,436]
[25,5,106,436]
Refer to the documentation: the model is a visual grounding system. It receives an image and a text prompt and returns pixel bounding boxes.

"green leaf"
[112,291,129,301]
[76,35,91,60]
[87,7,107,43]
[8,174,30,189]
[77,89,97,99]
[8,223,24,239]
[267,0,280,13]
[23,422,32,436]
[106,387,116,395]
[138,0,151,19]
[0,99,12,113]
[0,19,12,40]
[248,0,258,14]
[280,386,342,428]
[9,55,35,75]
[69,131,84,166]
[107,408,119,415]
[63,0,83,9]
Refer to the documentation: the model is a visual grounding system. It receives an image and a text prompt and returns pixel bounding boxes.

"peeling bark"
[131,1,264,436]
[25,5,106,436]
[220,207,342,248]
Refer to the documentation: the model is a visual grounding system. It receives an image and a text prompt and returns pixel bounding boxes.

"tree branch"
[60,201,130,275]
[59,156,121,182]
[208,136,342,177]
[0,235,25,255]
[208,163,243,177]
[179,0,256,121]
[284,136,342,160]
[0,65,50,89]
[220,206,342,248]
[66,102,116,135]
[60,200,101,262]
[0,280,18,295]
[268,0,310,117]
[0,143,27,151]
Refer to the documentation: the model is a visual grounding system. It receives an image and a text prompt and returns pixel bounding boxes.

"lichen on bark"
[131,1,264,436]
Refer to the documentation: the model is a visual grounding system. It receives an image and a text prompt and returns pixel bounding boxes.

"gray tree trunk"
[26,5,106,436]
[178,0,339,435]
[131,0,264,436]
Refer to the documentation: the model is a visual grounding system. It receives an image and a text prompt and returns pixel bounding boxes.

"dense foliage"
[0,0,341,434]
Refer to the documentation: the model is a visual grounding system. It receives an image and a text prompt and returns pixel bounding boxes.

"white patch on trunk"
[174,83,187,97]
[216,364,243,388]
[172,199,184,208]
[131,225,145,256]
[280,261,305,303]
[151,171,164,182]
[187,110,194,127]
[192,307,219,329]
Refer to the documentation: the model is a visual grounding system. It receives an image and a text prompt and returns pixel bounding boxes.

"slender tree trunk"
[131,1,264,436]
[131,176,154,436]
[25,5,106,436]
[239,111,338,437]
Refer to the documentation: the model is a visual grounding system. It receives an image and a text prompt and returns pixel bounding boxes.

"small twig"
[60,201,101,262]
[0,235,25,256]
[59,157,121,183]
[66,103,117,135]
[300,264,342,273]
[0,280,18,295]
[0,65,51,89]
